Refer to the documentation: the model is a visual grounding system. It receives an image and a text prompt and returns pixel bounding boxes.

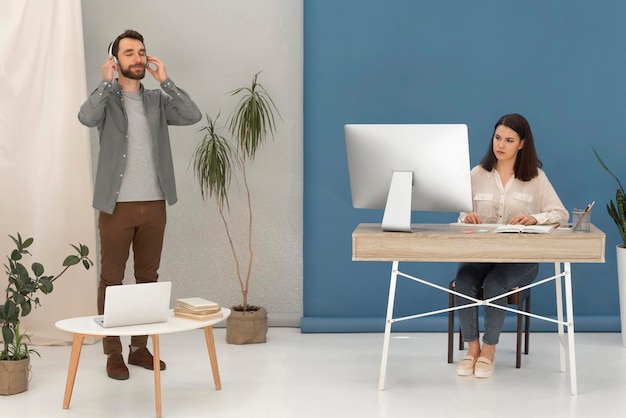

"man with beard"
[78,29,201,380]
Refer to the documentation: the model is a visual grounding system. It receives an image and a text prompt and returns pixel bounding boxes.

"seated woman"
[455,113,568,378]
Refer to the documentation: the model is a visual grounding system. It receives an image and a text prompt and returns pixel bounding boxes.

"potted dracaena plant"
[192,72,280,345]
[1,233,92,394]
[594,148,626,347]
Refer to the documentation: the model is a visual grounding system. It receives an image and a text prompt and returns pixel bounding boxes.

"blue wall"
[303,0,626,332]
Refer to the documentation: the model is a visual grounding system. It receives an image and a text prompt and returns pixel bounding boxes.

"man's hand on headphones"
[102,56,116,81]
[146,56,167,84]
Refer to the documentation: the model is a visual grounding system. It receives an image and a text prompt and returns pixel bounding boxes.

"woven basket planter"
[0,357,31,395]
[226,305,268,345]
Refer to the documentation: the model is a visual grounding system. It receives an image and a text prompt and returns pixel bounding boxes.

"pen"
[572,201,595,231]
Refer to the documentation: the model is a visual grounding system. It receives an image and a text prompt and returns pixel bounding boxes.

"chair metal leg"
[516,295,523,368]
[524,293,531,355]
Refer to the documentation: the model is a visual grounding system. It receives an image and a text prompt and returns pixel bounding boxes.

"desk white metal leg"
[379,261,399,390]
[554,263,566,373]
[563,262,578,395]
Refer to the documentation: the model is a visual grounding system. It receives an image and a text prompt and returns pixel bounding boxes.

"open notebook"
[94,281,172,328]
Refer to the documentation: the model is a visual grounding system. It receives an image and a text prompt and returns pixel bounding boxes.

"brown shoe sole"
[128,358,166,371]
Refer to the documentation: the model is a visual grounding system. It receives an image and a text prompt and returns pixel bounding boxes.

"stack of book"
[174,297,222,321]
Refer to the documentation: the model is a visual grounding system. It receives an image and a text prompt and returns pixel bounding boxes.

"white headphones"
[108,41,118,64]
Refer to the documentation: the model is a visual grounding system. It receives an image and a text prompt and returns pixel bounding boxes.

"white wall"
[80,0,303,325]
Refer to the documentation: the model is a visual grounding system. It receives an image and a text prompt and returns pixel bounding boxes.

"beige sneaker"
[456,355,477,376]
[474,356,495,378]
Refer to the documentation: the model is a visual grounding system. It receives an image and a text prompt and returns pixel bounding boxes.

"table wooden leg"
[151,334,162,418]
[203,326,222,390]
[62,333,85,409]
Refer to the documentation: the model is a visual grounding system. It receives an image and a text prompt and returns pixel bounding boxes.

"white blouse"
[458,165,569,225]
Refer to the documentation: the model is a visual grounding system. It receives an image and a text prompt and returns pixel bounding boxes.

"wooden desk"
[56,308,230,418]
[352,223,605,394]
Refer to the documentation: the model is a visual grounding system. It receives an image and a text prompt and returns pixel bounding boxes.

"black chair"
[447,280,531,368]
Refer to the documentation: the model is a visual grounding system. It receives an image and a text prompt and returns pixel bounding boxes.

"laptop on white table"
[94,281,172,328]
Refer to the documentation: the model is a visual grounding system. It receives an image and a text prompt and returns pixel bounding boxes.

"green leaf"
[39,277,53,294]
[192,113,237,210]
[228,72,280,162]
[21,282,37,293]
[21,300,32,316]
[4,300,17,319]
[32,262,44,277]
[22,237,34,249]
[10,249,22,261]
[594,148,626,193]
[13,293,25,305]
[2,326,14,345]
[617,190,626,245]
[15,262,29,281]
[63,255,80,267]
[9,234,20,248]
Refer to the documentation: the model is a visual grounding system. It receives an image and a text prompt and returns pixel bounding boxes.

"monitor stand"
[381,171,413,232]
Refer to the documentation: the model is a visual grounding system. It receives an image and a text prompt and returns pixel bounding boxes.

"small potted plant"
[594,148,626,347]
[1,233,92,394]
[192,72,280,344]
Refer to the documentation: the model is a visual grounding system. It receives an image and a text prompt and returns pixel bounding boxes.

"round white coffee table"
[55,308,230,418]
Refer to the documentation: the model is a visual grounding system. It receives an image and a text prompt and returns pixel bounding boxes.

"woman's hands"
[463,212,538,225]
[463,212,482,224]
[508,214,538,225]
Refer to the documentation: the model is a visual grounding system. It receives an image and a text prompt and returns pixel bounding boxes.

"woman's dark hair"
[479,113,541,181]
[110,29,145,59]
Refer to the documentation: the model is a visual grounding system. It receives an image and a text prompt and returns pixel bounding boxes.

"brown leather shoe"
[107,354,129,380]
[127,346,166,371]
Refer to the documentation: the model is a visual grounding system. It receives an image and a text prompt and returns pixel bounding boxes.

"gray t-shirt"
[117,90,165,202]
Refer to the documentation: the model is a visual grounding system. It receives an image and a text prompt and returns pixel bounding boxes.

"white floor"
[4,328,626,418]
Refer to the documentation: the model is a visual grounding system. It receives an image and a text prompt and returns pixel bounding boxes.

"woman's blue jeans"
[454,262,538,346]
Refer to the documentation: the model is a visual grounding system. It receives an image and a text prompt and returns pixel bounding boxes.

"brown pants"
[98,200,167,355]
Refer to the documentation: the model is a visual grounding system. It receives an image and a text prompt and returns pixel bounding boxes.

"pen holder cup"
[572,209,591,232]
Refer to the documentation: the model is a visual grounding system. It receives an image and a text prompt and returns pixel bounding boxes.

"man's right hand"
[102,56,117,81]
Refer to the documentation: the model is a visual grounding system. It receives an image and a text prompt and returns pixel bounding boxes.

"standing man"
[78,29,201,380]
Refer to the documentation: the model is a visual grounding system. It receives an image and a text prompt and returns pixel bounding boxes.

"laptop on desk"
[94,281,172,328]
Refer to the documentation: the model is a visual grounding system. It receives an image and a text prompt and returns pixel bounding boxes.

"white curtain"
[0,0,98,344]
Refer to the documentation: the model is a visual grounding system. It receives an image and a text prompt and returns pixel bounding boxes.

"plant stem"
[49,265,70,283]
[217,200,248,307]
[241,159,254,311]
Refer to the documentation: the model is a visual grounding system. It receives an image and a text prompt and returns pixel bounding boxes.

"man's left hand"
[146,56,167,83]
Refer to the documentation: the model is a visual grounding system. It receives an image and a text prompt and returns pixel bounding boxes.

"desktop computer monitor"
[345,124,473,232]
